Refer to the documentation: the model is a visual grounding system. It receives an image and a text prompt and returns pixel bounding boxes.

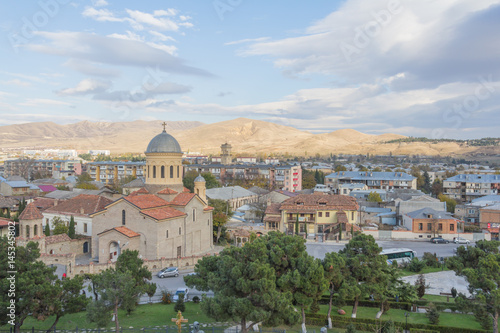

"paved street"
[306,239,469,259]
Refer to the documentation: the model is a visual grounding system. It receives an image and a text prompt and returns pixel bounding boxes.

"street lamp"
[404,312,410,332]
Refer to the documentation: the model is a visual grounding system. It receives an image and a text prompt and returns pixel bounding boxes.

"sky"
[1,0,500,139]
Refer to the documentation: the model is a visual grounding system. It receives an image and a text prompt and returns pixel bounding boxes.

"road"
[305,239,469,259]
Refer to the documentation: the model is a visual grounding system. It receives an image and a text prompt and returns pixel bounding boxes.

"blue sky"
[1,0,500,139]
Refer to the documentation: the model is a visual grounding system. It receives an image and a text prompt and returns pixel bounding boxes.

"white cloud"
[63,59,120,77]
[18,98,72,107]
[56,78,112,96]
[225,37,270,46]
[92,0,108,7]
[126,9,179,31]
[153,9,178,17]
[148,31,176,42]
[1,79,31,87]
[82,7,123,22]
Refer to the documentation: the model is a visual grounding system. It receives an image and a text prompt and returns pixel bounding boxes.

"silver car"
[157,267,179,278]
[453,237,470,244]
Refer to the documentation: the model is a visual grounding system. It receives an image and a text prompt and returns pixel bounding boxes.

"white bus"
[380,248,417,265]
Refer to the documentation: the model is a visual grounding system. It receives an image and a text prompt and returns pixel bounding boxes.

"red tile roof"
[45,194,113,216]
[0,218,15,227]
[124,194,168,209]
[183,187,191,193]
[280,194,358,213]
[170,193,196,206]
[19,203,44,220]
[113,226,140,238]
[157,187,178,195]
[45,233,72,245]
[265,203,281,215]
[130,188,150,195]
[141,207,186,220]
[204,206,214,211]
[33,197,56,211]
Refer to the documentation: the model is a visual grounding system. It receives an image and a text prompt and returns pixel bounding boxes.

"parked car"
[453,237,470,244]
[172,287,189,301]
[453,245,468,254]
[430,237,449,244]
[157,267,179,278]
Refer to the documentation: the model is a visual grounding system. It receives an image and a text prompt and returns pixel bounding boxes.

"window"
[179,227,181,235]
[148,166,150,178]
[34,225,38,236]
[318,212,323,217]
[438,223,443,231]
[468,209,475,214]
[418,223,423,230]
[427,223,432,231]
[177,166,180,178]
[26,225,30,238]
[122,210,126,225]
[318,225,323,233]
[352,212,354,220]
[299,224,305,232]
[161,166,165,178]
[166,230,169,238]
[450,224,455,231]
[170,166,174,178]
[84,223,88,233]
[326,212,330,217]
[153,166,156,178]
[192,208,196,222]
[177,246,182,257]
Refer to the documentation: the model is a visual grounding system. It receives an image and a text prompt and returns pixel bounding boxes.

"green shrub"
[192,296,200,303]
[426,303,440,325]
[174,293,185,313]
[451,287,457,298]
[409,258,426,272]
[161,291,171,304]
[345,323,357,333]
[422,252,440,268]
[410,329,439,333]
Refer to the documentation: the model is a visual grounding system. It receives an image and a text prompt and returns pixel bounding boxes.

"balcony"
[287,217,315,223]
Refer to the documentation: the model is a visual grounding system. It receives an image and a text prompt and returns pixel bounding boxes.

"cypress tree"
[68,216,76,239]
[44,223,51,236]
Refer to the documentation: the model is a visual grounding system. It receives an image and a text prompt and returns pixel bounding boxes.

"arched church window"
[153,166,156,178]
[170,166,174,178]
[122,210,126,225]
[34,224,38,236]
[26,225,30,238]
[161,166,165,178]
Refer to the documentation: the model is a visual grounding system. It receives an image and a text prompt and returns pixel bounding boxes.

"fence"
[1,327,288,333]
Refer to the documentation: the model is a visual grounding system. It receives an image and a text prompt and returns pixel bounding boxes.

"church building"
[91,125,214,263]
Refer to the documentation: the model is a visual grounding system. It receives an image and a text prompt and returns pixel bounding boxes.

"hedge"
[305,313,488,333]
[320,296,460,312]
[410,329,439,333]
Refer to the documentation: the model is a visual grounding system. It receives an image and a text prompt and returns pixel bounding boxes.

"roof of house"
[130,188,150,195]
[32,178,68,185]
[472,195,500,204]
[124,194,168,209]
[33,197,56,211]
[481,204,500,211]
[280,194,359,212]
[0,218,15,227]
[97,226,141,238]
[326,171,415,181]
[141,206,186,220]
[0,196,18,208]
[19,203,44,220]
[446,174,500,183]
[45,233,72,245]
[337,211,348,223]
[38,185,58,193]
[122,178,145,188]
[406,207,455,220]
[206,186,257,201]
[4,181,39,190]
[44,190,80,200]
[248,186,270,195]
[44,194,113,216]
[265,203,281,215]
[6,176,26,182]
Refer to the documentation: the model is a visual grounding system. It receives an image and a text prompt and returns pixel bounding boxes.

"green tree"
[76,172,98,190]
[448,240,500,333]
[208,199,233,244]
[322,252,349,328]
[67,215,75,239]
[426,303,440,325]
[367,191,383,203]
[174,293,186,313]
[78,153,92,161]
[373,167,382,172]
[44,222,51,236]
[340,234,389,318]
[115,249,153,314]
[335,165,347,172]
[431,179,443,197]
[86,268,136,331]
[438,194,457,213]
[0,240,61,333]
[41,275,88,332]
[51,216,68,235]
[145,283,157,304]
[184,240,299,333]
[415,274,428,299]
[302,170,316,189]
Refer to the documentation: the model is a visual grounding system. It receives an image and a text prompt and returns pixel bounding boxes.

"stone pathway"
[401,270,470,296]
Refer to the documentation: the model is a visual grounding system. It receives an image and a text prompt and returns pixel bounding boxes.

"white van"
[172,287,189,302]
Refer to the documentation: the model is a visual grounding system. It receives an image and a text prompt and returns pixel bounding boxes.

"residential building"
[402,207,458,239]
[0,179,40,196]
[339,183,367,195]
[4,159,80,179]
[325,171,417,193]
[206,185,258,211]
[42,194,113,237]
[87,161,145,184]
[456,195,500,223]
[443,174,500,202]
[264,157,280,165]
[396,195,447,223]
[480,204,500,229]
[277,193,359,240]
[236,157,257,164]
[350,189,388,201]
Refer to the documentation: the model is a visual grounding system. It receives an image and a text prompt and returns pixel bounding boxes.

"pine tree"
[174,293,186,313]
[426,303,440,325]
[44,223,51,236]
[68,216,76,239]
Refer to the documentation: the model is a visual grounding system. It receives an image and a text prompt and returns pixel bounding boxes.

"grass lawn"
[398,266,449,277]
[420,294,456,303]
[1,303,220,331]
[317,304,482,330]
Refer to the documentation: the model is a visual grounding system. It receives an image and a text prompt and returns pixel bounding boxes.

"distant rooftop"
[326,171,415,181]
[446,174,500,183]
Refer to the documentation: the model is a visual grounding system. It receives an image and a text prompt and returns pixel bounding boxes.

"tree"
[208,199,233,244]
[415,274,428,299]
[174,293,186,313]
[426,303,440,325]
[367,191,383,203]
[448,240,500,333]
[76,172,98,190]
[41,275,88,332]
[302,170,316,189]
[422,171,431,194]
[115,249,153,314]
[44,222,51,236]
[431,179,443,197]
[438,194,457,213]
[51,216,68,235]
[335,165,347,172]
[86,268,136,331]
[78,153,92,161]
[0,240,62,333]
[340,234,389,318]
[146,283,157,304]
[68,215,75,239]
[184,241,299,333]
[322,252,349,328]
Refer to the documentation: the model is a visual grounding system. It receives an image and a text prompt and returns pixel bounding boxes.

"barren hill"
[0,118,496,157]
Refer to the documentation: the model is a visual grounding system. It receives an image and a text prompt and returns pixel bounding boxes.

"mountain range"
[0,118,495,157]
